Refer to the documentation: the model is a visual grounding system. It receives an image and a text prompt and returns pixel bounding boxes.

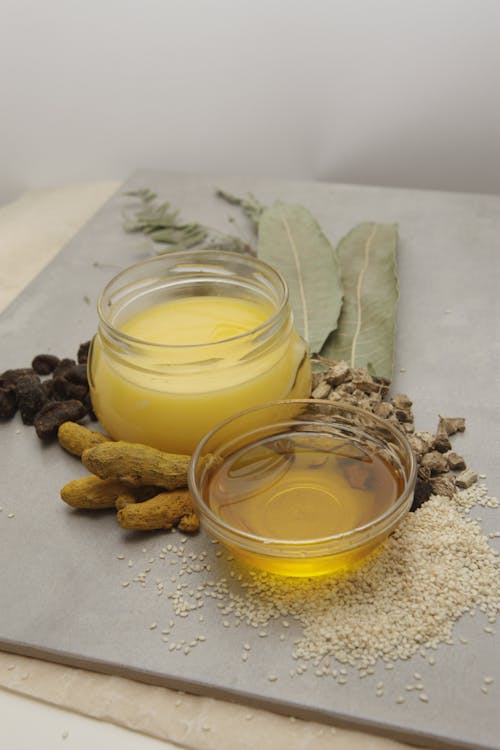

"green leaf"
[257,202,343,353]
[320,223,398,380]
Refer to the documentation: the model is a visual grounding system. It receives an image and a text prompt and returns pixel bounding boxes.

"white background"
[1,0,499,204]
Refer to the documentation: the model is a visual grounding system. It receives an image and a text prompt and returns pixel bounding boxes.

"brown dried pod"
[51,375,88,402]
[65,364,88,386]
[0,386,18,419]
[77,340,91,365]
[31,354,60,375]
[53,358,77,378]
[0,368,35,388]
[34,400,87,440]
[16,374,47,425]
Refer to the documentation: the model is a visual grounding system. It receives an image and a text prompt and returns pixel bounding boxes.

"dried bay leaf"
[256,203,343,353]
[320,223,398,380]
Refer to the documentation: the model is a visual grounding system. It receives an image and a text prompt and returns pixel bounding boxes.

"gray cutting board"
[1,172,499,750]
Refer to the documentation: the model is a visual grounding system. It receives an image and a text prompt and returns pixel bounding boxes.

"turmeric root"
[114,486,159,510]
[116,490,199,532]
[82,441,191,489]
[61,475,131,509]
[58,421,111,457]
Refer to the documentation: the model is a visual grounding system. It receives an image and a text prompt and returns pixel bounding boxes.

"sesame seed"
[396,696,405,704]
[419,694,429,703]
[268,674,278,682]
[481,686,489,695]
[483,676,494,684]
[7,513,15,519]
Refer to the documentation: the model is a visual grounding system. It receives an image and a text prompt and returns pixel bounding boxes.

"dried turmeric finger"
[58,421,111,457]
[114,486,160,510]
[116,490,199,532]
[82,441,191,489]
[61,475,130,509]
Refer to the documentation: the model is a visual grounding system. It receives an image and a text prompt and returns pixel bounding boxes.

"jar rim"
[97,249,290,350]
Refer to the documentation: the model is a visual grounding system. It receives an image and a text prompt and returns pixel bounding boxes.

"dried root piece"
[456,469,478,489]
[438,416,466,436]
[61,476,131,509]
[430,474,456,499]
[446,451,466,471]
[114,486,160,510]
[116,490,199,532]
[420,451,449,475]
[311,360,476,511]
[82,441,191,489]
[58,421,112,457]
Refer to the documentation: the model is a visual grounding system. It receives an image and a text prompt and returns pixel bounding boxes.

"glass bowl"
[189,400,417,577]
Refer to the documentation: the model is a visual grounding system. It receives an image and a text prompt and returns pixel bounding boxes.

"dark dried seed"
[0,368,35,388]
[0,386,18,419]
[31,354,60,375]
[34,400,87,440]
[65,364,88,386]
[53,358,76,378]
[82,392,96,420]
[77,340,91,365]
[51,376,88,402]
[16,375,47,425]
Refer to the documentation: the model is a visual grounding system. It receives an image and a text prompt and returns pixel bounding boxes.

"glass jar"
[88,250,311,455]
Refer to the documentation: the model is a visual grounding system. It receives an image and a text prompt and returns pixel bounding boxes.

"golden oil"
[207,432,405,576]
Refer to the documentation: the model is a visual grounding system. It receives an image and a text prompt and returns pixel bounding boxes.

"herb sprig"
[123,189,254,255]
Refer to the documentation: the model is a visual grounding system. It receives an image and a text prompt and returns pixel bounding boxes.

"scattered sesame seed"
[483,676,494,684]
[245,713,254,721]
[7,513,15,519]
[268,674,278,682]
[419,694,429,703]
[122,581,130,588]
[396,696,405,704]
[481,686,489,695]
[61,730,69,740]
[150,623,157,630]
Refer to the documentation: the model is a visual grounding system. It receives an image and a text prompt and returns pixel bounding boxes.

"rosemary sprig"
[123,189,254,255]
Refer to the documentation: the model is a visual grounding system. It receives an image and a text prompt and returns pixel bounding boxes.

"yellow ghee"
[89,295,311,454]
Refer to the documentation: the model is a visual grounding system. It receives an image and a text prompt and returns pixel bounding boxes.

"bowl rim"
[188,398,417,556]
